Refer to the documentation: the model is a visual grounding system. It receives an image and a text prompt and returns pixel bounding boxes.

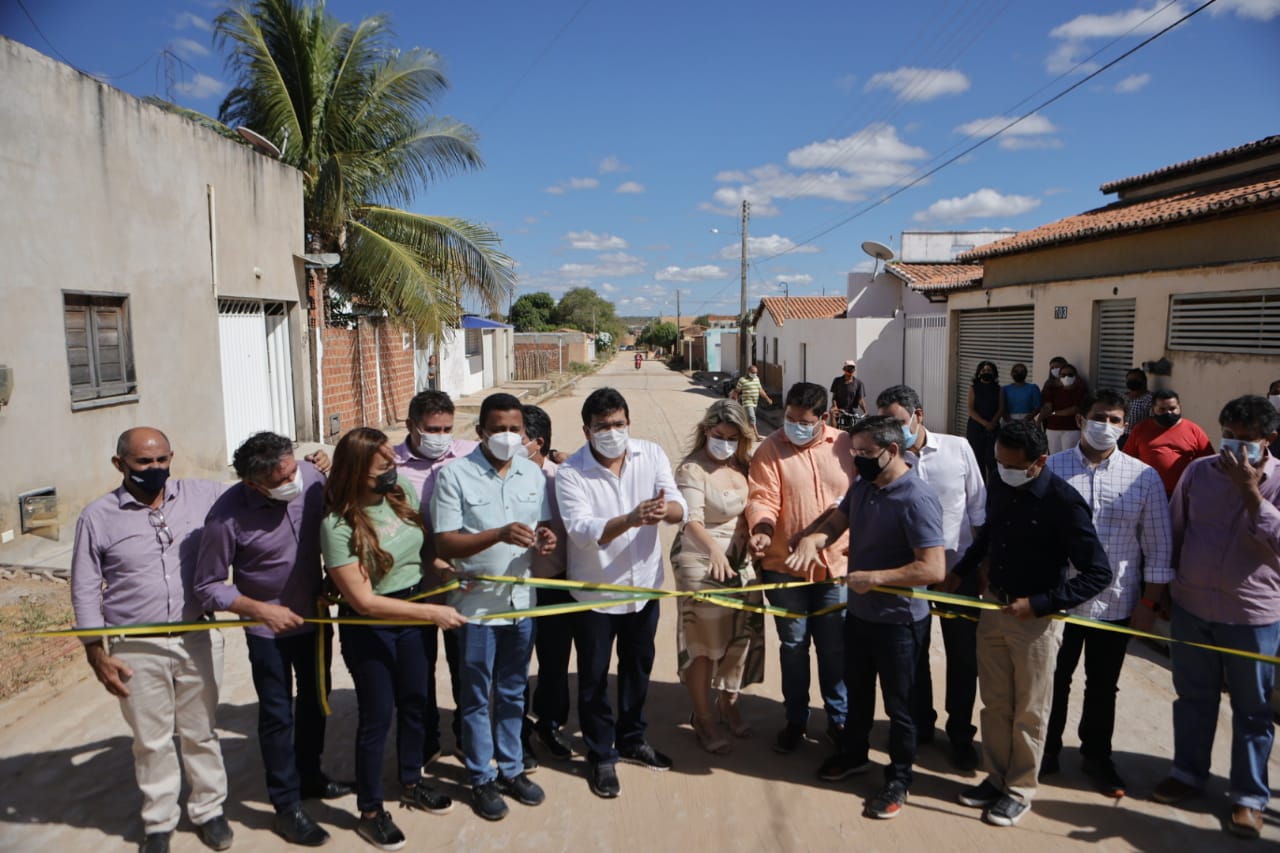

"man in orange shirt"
[1124,390,1214,497]
[747,382,854,753]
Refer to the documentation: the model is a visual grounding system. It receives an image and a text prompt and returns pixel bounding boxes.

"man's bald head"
[115,427,172,460]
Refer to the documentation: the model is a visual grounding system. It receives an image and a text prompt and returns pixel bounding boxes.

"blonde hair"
[689,399,755,472]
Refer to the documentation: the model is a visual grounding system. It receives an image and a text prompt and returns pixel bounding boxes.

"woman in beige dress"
[673,399,765,753]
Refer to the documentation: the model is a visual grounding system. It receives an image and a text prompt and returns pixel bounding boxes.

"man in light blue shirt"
[432,393,556,822]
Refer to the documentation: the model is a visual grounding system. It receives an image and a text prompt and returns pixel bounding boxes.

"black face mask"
[853,451,888,482]
[1153,412,1181,429]
[1011,371,1027,382]
[979,372,995,383]
[372,469,398,495]
[126,466,170,496]
[1126,379,1146,391]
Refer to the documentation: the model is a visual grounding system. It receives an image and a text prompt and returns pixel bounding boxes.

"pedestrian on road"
[746,382,852,754]
[432,394,557,821]
[1123,390,1215,497]
[952,420,1111,828]
[877,384,987,772]
[193,432,350,847]
[672,399,763,755]
[70,427,233,853]
[1041,363,1086,455]
[791,415,946,820]
[1153,394,1280,841]
[829,359,867,424]
[966,361,1004,478]
[1041,391,1173,798]
[731,364,772,431]
[555,387,687,799]
[321,428,466,851]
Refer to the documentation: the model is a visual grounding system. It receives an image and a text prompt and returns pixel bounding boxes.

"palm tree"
[157,0,513,337]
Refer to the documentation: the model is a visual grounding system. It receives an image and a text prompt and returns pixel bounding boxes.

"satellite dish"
[235,126,282,159]
[860,239,895,278]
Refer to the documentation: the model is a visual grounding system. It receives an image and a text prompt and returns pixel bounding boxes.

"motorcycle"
[833,410,863,435]
[634,353,643,370]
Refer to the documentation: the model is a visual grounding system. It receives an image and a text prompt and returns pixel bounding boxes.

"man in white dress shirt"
[875,385,987,772]
[555,387,687,800]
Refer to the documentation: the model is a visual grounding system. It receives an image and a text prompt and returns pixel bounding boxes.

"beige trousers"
[977,609,1064,803]
[110,631,227,833]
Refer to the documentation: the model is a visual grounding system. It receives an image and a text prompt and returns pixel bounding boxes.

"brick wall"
[320,319,416,440]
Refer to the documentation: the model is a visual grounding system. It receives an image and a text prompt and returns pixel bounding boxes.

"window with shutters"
[63,292,137,408]
[464,328,483,357]
[1167,290,1280,355]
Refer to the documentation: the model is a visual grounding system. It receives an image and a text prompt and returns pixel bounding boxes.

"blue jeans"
[245,629,330,811]
[843,614,929,787]
[458,619,535,786]
[1169,605,1280,810]
[762,570,847,727]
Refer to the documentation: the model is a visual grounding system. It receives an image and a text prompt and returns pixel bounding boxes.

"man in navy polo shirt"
[788,415,946,820]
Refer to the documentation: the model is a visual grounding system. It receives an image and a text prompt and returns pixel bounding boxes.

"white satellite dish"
[235,126,282,159]
[860,239,895,277]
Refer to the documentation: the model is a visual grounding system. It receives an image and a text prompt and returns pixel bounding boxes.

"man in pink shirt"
[747,382,853,753]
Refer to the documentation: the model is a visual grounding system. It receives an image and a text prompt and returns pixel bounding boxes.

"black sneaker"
[864,781,909,819]
[1082,758,1127,798]
[498,772,545,806]
[141,832,170,853]
[196,815,234,851]
[950,739,981,772]
[983,794,1029,827]
[817,752,875,782]
[618,742,673,771]
[400,780,454,815]
[773,722,806,754]
[356,810,406,851]
[957,779,1003,808]
[301,776,354,800]
[534,722,574,759]
[272,804,329,846]
[588,761,621,799]
[471,781,509,821]
[1039,750,1060,778]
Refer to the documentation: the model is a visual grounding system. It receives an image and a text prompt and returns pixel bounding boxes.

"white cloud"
[1114,73,1152,93]
[544,177,598,194]
[1045,41,1100,75]
[543,185,566,195]
[954,114,1062,150]
[998,136,1064,151]
[719,235,820,260]
[601,283,619,293]
[1051,3,1189,39]
[788,123,929,173]
[169,37,209,58]
[523,215,539,224]
[654,265,727,282]
[864,67,970,102]
[834,73,858,93]
[776,273,813,285]
[598,156,627,174]
[913,188,1041,224]
[1212,0,1280,20]
[564,231,628,250]
[174,12,213,32]
[615,181,646,194]
[174,73,226,99]
[558,252,646,279]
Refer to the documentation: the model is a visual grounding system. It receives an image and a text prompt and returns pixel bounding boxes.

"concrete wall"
[0,38,307,557]
[945,259,1280,435]
[900,230,1016,262]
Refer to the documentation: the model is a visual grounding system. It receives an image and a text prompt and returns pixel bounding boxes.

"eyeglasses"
[147,510,174,547]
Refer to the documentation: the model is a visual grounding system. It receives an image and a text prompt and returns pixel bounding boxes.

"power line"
[478,0,593,125]
[759,0,1221,263]
[14,0,166,81]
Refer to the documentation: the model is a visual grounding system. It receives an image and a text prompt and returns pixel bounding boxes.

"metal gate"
[952,307,1034,434]
[218,299,296,463]
[904,314,947,432]
[1092,299,1136,395]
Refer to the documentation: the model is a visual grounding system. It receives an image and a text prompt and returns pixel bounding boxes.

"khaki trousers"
[110,631,227,833]
[977,609,1063,803]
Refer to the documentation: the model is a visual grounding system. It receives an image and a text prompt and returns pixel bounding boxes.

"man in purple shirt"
[1153,395,1280,840]
[392,390,478,760]
[194,432,350,847]
[70,427,233,853]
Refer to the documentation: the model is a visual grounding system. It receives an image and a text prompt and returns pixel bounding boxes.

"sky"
[3,0,1279,320]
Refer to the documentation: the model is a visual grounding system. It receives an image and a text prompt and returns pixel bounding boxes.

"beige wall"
[0,38,307,558]
[946,259,1280,434]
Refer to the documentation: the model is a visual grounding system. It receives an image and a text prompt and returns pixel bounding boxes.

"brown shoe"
[1228,806,1263,840]
[1151,776,1201,805]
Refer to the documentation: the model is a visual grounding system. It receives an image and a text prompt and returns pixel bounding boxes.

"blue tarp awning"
[461,315,512,329]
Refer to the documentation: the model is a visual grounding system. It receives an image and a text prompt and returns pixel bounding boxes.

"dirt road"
[1,354,1275,851]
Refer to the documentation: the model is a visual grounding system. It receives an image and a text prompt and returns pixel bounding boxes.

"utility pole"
[676,290,681,333]
[739,199,750,374]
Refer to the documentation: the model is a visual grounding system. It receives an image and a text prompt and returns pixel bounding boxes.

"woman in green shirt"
[321,427,466,851]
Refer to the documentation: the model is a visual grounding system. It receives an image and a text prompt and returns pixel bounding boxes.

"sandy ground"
[1,353,1277,852]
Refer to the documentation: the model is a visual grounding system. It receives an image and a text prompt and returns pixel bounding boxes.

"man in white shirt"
[876,385,987,771]
[1042,390,1172,797]
[556,388,687,799]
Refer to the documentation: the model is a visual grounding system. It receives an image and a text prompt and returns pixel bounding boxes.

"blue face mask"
[784,420,817,446]
[901,416,918,448]
[1221,438,1264,465]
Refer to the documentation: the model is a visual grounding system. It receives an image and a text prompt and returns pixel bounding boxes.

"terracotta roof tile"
[959,175,1280,261]
[887,262,983,293]
[757,295,847,326]
[1100,134,1280,194]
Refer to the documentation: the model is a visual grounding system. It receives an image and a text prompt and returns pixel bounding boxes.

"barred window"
[1167,289,1280,355]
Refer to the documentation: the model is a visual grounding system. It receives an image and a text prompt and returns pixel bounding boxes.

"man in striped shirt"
[731,365,771,431]
[1042,390,1173,797]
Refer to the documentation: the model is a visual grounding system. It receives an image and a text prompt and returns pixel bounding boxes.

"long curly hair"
[688,398,755,473]
[325,427,424,584]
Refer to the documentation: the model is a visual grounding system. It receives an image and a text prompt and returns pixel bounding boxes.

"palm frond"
[339,218,457,339]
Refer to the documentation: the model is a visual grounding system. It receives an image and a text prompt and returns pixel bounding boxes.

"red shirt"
[1124,417,1215,496]
[1042,382,1087,431]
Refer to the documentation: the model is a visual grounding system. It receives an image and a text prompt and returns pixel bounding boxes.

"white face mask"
[485,431,525,462]
[707,436,738,461]
[266,467,304,502]
[1269,394,1280,412]
[1050,367,1061,379]
[591,427,629,459]
[996,462,1035,488]
[1082,420,1123,452]
[1059,376,1076,388]
[417,432,453,459]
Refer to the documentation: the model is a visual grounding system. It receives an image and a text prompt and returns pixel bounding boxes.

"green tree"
[154,0,513,337]
[693,314,711,327]
[553,287,624,344]
[509,292,555,331]
[640,321,678,350]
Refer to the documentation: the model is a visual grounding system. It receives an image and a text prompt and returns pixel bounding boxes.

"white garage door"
[218,299,297,463]
[952,307,1035,434]
[1092,299,1136,395]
